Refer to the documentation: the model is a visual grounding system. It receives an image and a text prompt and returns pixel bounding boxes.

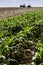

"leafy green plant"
[0,9,43,65]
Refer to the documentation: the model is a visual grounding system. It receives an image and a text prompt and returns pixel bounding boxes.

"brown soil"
[0,7,43,19]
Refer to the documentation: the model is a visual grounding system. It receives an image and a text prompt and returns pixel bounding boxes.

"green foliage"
[0,9,43,65]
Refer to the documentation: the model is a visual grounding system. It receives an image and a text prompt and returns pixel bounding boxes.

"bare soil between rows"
[0,7,43,19]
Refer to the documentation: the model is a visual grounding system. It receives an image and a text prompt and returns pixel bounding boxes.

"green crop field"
[0,9,43,65]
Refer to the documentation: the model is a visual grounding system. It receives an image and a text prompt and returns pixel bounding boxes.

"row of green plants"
[0,9,43,65]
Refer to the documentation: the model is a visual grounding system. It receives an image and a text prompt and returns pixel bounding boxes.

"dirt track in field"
[0,7,43,19]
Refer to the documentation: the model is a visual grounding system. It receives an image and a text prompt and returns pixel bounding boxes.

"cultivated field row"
[0,7,43,19]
